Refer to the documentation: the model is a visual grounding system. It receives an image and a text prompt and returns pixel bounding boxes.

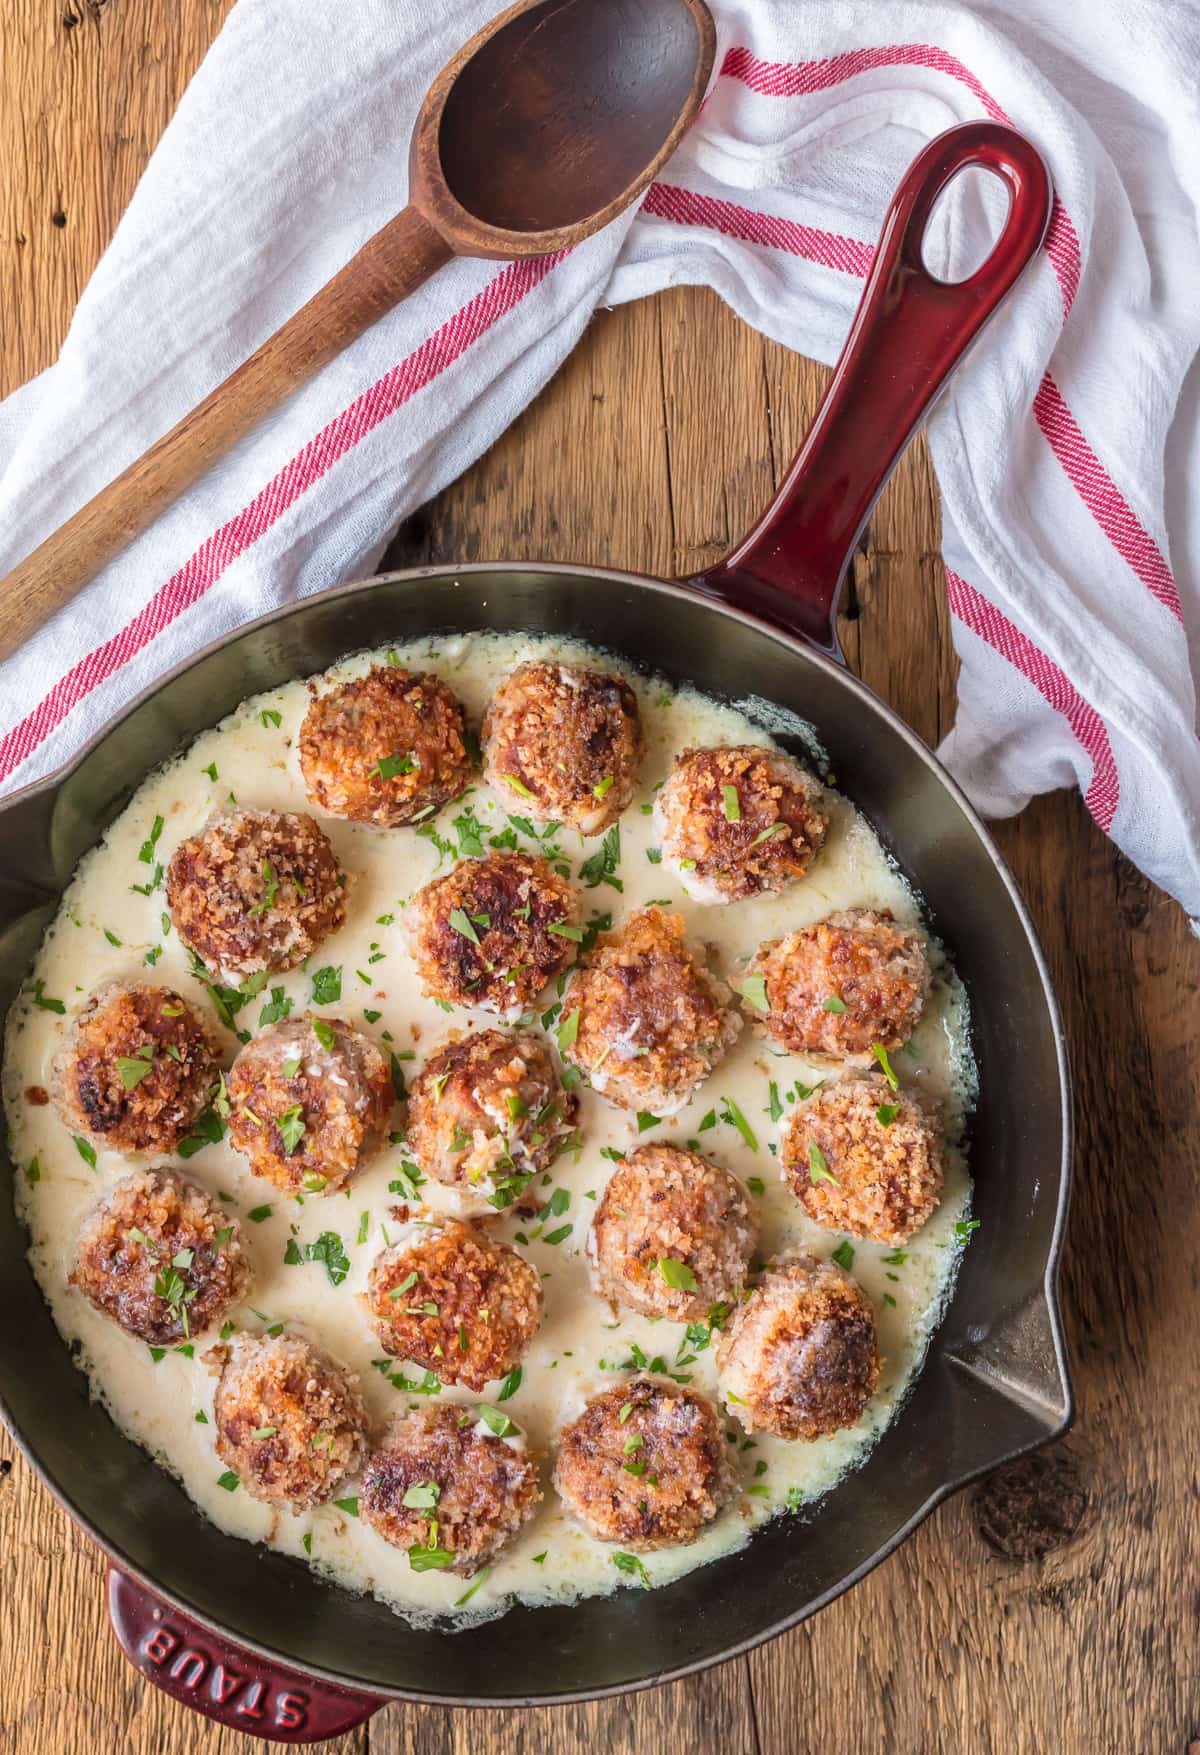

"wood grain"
[3,6,1199,1755]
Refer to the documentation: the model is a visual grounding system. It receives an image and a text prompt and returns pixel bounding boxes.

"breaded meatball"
[747,907,930,1059]
[407,852,580,1017]
[213,1331,368,1511]
[588,1145,756,1321]
[482,659,643,834]
[406,1028,578,1207]
[553,1376,734,1550]
[226,1015,392,1195]
[299,664,472,829]
[655,744,828,903]
[365,1221,543,1391]
[361,1405,542,1575]
[70,1166,250,1345]
[781,1075,943,1244]
[566,907,741,1115]
[52,981,217,1155]
[716,1252,881,1439]
[166,808,345,981]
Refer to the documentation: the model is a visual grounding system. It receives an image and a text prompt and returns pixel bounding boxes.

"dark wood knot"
[972,1445,1088,1562]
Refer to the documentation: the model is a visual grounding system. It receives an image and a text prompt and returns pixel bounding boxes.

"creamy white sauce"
[2,633,975,1628]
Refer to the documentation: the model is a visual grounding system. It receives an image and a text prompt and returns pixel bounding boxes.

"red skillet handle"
[108,1568,385,1743]
[689,120,1052,652]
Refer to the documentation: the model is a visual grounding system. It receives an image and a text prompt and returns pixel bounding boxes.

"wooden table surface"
[2,6,1198,1753]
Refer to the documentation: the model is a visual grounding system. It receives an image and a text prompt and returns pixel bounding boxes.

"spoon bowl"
[422,0,715,248]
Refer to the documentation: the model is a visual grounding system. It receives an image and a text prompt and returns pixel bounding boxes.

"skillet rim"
[0,560,1073,1706]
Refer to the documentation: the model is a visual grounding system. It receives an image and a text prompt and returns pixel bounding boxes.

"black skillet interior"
[0,567,1071,1703]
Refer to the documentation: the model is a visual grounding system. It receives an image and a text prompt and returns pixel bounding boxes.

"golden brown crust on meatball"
[406,1028,579,1207]
[482,659,643,834]
[716,1252,881,1439]
[780,1075,943,1244]
[655,745,828,903]
[748,908,930,1059]
[588,1145,757,1321]
[361,1405,543,1575]
[299,665,472,829]
[53,981,218,1155]
[70,1167,250,1345]
[567,907,741,1114]
[553,1376,734,1550]
[226,1015,393,1195]
[407,852,581,1016]
[213,1332,368,1511]
[166,808,345,981]
[365,1221,543,1392]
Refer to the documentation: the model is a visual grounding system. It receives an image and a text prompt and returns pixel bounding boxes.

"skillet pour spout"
[0,121,1069,1733]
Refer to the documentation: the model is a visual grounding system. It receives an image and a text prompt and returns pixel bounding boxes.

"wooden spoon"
[0,0,715,659]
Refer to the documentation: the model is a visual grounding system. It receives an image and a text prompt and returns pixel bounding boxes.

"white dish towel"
[1,0,1198,918]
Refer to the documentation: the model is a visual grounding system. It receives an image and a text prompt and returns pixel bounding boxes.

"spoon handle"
[0,204,452,661]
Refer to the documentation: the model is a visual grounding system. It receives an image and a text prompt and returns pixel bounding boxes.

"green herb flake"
[476,1403,517,1439]
[454,1568,491,1608]
[74,1136,98,1170]
[333,1496,360,1518]
[448,908,481,946]
[30,979,66,1014]
[408,1544,455,1573]
[738,972,770,1014]
[831,1240,855,1270]
[808,1141,839,1185]
[658,1258,697,1291]
[822,994,847,1014]
[612,1552,651,1591]
[260,708,282,729]
[217,1470,240,1492]
[720,1096,758,1153]
[277,1105,306,1157]
[497,1365,523,1402]
[876,1103,900,1128]
[310,966,342,1006]
[871,1042,900,1091]
[721,784,741,822]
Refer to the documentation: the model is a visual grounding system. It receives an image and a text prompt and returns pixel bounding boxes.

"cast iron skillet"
[0,123,1071,1742]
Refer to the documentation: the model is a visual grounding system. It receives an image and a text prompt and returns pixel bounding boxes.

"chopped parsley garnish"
[543,1223,572,1246]
[310,966,342,1005]
[454,1569,490,1608]
[248,859,279,917]
[766,1081,784,1123]
[720,1096,758,1153]
[259,985,293,1027]
[137,814,165,865]
[547,920,584,942]
[288,1230,351,1286]
[332,1497,360,1518]
[646,847,663,864]
[746,1176,765,1196]
[612,1552,651,1590]
[954,1218,981,1243]
[822,994,847,1013]
[497,1366,523,1402]
[503,773,535,799]
[882,1249,909,1266]
[282,1057,302,1078]
[216,1471,240,1491]
[876,1103,900,1128]
[388,1160,425,1202]
[658,1258,697,1292]
[635,1111,660,1133]
[477,1403,517,1438]
[749,822,790,848]
[370,751,418,781]
[697,1109,716,1133]
[116,1043,156,1090]
[451,807,486,857]
[556,1009,580,1055]
[721,784,741,822]
[74,1136,98,1170]
[247,1205,273,1223]
[579,823,622,891]
[402,1481,441,1510]
[202,762,218,782]
[312,1017,336,1051]
[738,973,769,1013]
[883,1293,897,1308]
[250,1425,278,1440]
[831,1240,855,1270]
[871,1042,900,1091]
[31,979,65,1014]
[277,1105,306,1156]
[808,1142,838,1185]
[24,1157,41,1186]
[408,1544,455,1572]
[260,708,282,729]
[448,908,481,945]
